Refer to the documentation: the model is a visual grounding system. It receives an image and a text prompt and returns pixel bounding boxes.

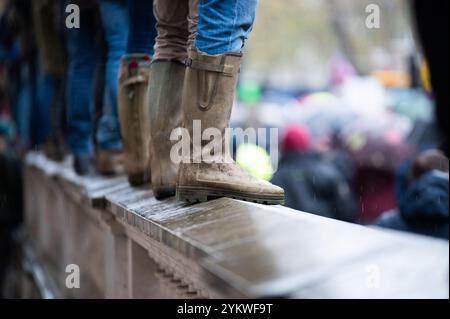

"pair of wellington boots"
[119,50,284,204]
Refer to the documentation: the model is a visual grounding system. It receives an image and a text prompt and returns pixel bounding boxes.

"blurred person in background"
[65,0,128,175]
[32,0,68,161]
[64,0,103,175]
[0,0,44,154]
[376,150,449,239]
[94,0,128,175]
[271,125,357,222]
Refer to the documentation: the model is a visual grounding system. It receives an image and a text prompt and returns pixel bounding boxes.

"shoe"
[118,54,152,186]
[74,155,95,176]
[95,150,125,176]
[176,48,284,205]
[148,60,185,199]
[43,137,66,162]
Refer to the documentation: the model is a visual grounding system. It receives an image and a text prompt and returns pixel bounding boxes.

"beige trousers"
[153,0,198,62]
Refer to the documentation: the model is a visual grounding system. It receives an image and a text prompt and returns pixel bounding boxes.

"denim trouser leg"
[97,0,128,152]
[16,64,32,148]
[65,8,98,157]
[127,0,157,55]
[17,56,48,148]
[195,0,259,55]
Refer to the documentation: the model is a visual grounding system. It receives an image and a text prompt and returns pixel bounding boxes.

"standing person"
[149,0,284,203]
[376,150,449,239]
[32,0,67,161]
[271,125,357,222]
[65,0,103,174]
[118,0,156,186]
[65,0,128,175]
[95,0,128,175]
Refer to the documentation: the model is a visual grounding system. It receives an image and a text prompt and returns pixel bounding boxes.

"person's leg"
[65,5,98,172]
[45,73,67,161]
[96,0,128,153]
[95,0,128,175]
[146,0,197,198]
[33,69,53,147]
[195,0,258,55]
[92,31,107,150]
[153,0,197,62]
[33,0,68,160]
[177,0,285,204]
[127,0,157,55]
[16,64,32,149]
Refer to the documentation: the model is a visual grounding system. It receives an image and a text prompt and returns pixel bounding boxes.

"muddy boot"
[177,48,285,205]
[118,54,152,186]
[148,60,185,199]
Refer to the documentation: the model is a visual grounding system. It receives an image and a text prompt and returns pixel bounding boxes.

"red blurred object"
[342,127,412,224]
[282,125,311,154]
[355,169,397,224]
[129,60,139,69]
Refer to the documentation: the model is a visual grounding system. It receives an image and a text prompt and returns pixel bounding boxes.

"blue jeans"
[96,0,129,152]
[65,6,100,156]
[127,0,157,55]
[15,64,33,148]
[196,0,259,55]
[15,56,51,148]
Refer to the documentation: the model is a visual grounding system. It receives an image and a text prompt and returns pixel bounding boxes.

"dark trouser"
[32,0,68,147]
[153,0,198,61]
[126,0,157,55]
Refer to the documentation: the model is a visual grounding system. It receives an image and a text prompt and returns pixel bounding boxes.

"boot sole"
[153,186,176,200]
[176,186,284,205]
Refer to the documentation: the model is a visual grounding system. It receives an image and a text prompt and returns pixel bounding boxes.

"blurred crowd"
[0,0,448,270]
[231,0,449,239]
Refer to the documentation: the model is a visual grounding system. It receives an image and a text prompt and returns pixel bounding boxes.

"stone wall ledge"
[23,152,449,299]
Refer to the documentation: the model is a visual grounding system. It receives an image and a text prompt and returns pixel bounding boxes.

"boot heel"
[153,186,176,200]
[176,187,208,203]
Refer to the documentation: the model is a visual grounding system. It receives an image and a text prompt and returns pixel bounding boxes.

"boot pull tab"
[186,56,235,111]
[185,58,235,77]
[122,75,148,87]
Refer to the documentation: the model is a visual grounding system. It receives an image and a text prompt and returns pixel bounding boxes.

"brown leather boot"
[148,60,185,199]
[176,48,285,205]
[43,136,66,162]
[118,54,152,185]
[96,150,125,176]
